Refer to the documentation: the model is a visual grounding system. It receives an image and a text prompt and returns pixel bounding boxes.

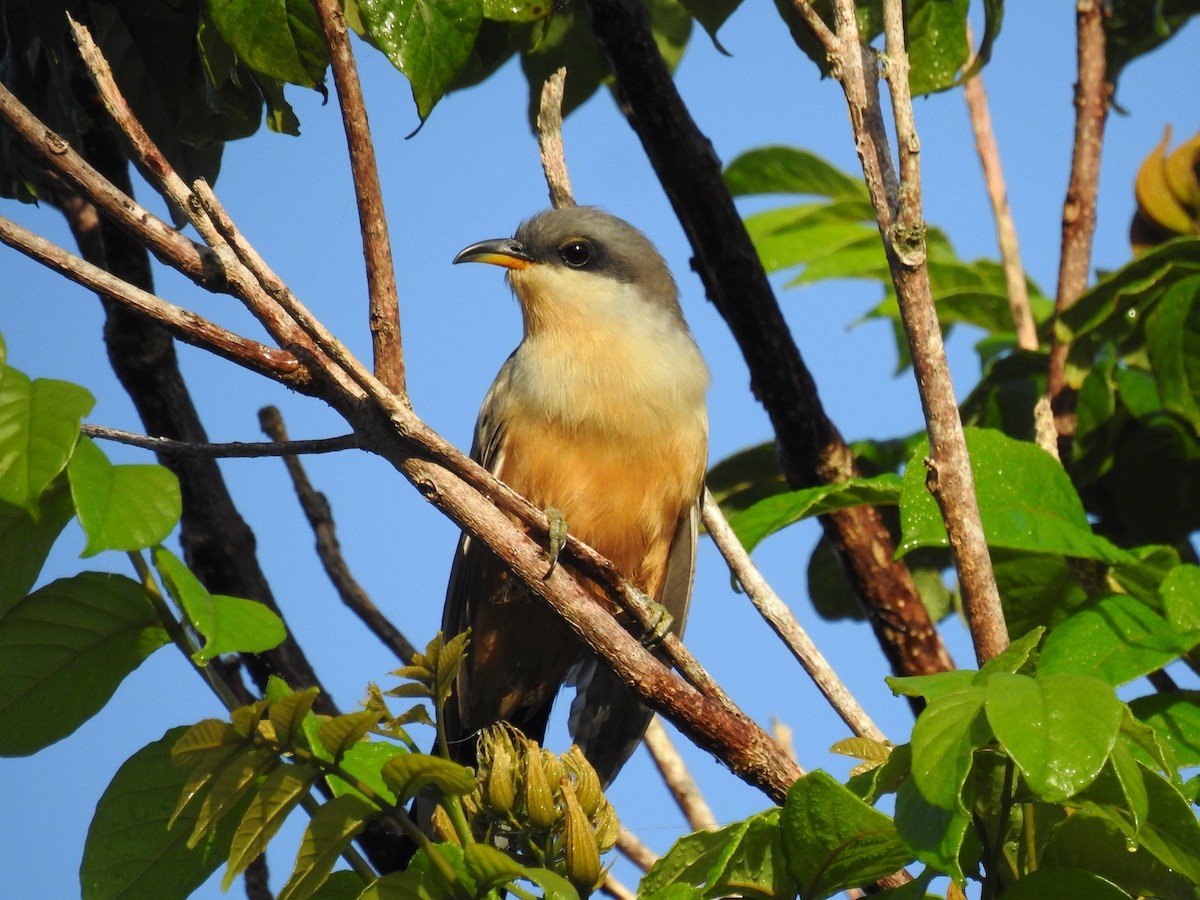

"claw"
[631,587,673,645]
[542,507,568,580]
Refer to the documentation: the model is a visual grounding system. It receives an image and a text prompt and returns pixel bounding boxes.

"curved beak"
[453,238,533,269]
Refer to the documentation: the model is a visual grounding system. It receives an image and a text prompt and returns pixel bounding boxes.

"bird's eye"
[558,240,592,268]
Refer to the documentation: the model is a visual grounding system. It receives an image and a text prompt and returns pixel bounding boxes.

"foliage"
[4,1,1200,899]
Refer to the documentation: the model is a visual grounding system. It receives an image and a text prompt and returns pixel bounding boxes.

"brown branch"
[616,828,659,872]
[82,424,356,458]
[821,0,1008,664]
[584,0,953,680]
[962,25,1038,352]
[600,873,637,900]
[702,490,887,742]
[259,405,417,665]
[1048,0,1113,436]
[537,68,576,209]
[643,716,719,831]
[0,214,306,386]
[311,0,406,397]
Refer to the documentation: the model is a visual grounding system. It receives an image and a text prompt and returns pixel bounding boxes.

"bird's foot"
[542,507,568,580]
[630,587,674,646]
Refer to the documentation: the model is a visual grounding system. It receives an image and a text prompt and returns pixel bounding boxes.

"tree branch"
[0,214,306,386]
[821,0,1008,664]
[259,405,417,665]
[643,717,719,831]
[702,490,886,742]
[962,25,1038,352]
[81,423,357,457]
[311,0,406,397]
[583,0,954,680]
[1047,0,1113,436]
[537,68,575,209]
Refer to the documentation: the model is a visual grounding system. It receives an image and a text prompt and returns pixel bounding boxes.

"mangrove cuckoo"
[443,206,709,787]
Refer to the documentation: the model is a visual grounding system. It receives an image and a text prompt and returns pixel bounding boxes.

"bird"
[443,205,709,788]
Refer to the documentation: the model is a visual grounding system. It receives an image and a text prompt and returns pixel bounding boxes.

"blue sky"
[2,3,1197,897]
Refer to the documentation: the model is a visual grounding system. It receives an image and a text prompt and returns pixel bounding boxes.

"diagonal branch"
[311,0,405,397]
[82,423,356,457]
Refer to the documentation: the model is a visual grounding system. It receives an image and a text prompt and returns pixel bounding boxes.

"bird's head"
[453,207,684,337]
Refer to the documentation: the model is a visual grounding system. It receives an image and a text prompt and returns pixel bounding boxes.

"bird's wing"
[567,498,699,787]
[440,364,511,759]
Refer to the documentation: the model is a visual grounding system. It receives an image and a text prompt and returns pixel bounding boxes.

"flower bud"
[560,778,603,893]
[522,740,561,831]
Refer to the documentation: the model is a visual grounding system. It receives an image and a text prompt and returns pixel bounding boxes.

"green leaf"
[909,686,991,812]
[357,869,439,899]
[1039,593,1200,685]
[0,479,74,617]
[0,366,94,512]
[464,843,527,895]
[0,572,169,756]
[1130,693,1200,768]
[898,428,1130,563]
[705,441,788,517]
[380,754,475,804]
[886,670,976,701]
[1000,868,1132,900]
[679,0,742,50]
[726,475,901,554]
[892,776,971,883]
[68,436,181,556]
[482,0,555,22]
[327,739,405,805]
[204,0,328,87]
[780,771,913,899]
[170,722,249,829]
[1104,0,1200,87]
[269,686,322,744]
[905,0,969,96]
[190,745,280,847]
[316,709,384,762]
[1144,274,1200,430]
[984,673,1123,802]
[153,546,286,662]
[640,808,796,900]
[1041,811,1198,900]
[223,762,320,890]
[1160,563,1200,630]
[724,146,868,200]
[979,627,1044,676]
[308,870,366,900]
[80,728,246,900]
[359,0,482,120]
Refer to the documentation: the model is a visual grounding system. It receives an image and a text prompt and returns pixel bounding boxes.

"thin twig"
[537,68,576,209]
[601,873,637,900]
[962,24,1037,352]
[82,423,356,457]
[1047,0,1113,432]
[259,406,417,665]
[642,717,719,831]
[616,828,659,872]
[0,215,305,385]
[311,0,406,397]
[702,490,886,742]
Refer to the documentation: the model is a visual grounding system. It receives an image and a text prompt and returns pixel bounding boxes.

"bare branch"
[616,828,659,872]
[259,405,417,665]
[1048,0,1113,431]
[601,872,638,900]
[0,215,306,386]
[643,717,719,831]
[962,25,1038,352]
[537,68,576,209]
[0,81,220,288]
[822,0,1008,664]
[311,0,406,397]
[702,490,887,742]
[81,424,354,457]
